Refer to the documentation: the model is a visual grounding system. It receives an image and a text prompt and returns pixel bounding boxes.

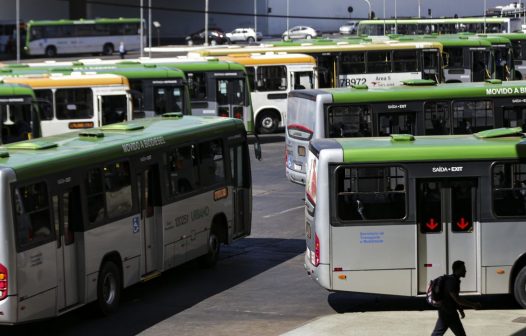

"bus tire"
[200,229,221,268]
[257,111,280,134]
[45,46,57,58]
[97,261,121,316]
[514,266,526,308]
[103,43,114,56]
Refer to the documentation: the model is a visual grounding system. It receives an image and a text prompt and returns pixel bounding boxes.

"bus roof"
[393,34,494,47]
[26,18,141,26]
[358,17,517,25]
[289,79,526,103]
[199,40,443,56]
[0,64,186,80]
[0,83,35,97]
[0,115,244,181]
[219,53,316,65]
[312,131,526,163]
[2,73,129,88]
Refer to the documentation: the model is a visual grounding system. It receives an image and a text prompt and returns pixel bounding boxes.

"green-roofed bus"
[0,63,191,120]
[0,114,255,324]
[286,79,526,185]
[24,18,144,57]
[356,17,523,36]
[304,128,526,308]
[0,83,42,144]
[196,40,444,89]
[3,58,254,134]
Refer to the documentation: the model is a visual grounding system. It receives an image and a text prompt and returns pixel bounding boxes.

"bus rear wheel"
[97,261,121,315]
[45,46,57,58]
[514,266,526,308]
[257,111,279,134]
[200,230,220,268]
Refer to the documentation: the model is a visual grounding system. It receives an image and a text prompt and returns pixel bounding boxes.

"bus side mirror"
[442,52,449,68]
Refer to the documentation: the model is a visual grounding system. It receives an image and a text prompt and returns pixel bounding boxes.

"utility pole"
[205,0,209,45]
[16,0,20,63]
[140,0,144,57]
[148,0,152,57]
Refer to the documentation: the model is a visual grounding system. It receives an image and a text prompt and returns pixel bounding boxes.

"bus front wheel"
[258,111,280,134]
[200,230,221,268]
[97,261,122,315]
[514,266,526,308]
[45,46,57,58]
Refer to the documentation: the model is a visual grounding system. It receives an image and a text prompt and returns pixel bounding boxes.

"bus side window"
[14,182,53,249]
[167,145,198,197]
[103,161,133,219]
[198,140,225,187]
[85,168,105,224]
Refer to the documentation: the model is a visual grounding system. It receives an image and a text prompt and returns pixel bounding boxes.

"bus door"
[471,48,491,82]
[136,164,162,276]
[96,92,131,127]
[229,137,251,238]
[376,103,418,136]
[416,178,478,294]
[422,49,441,82]
[314,53,336,88]
[53,186,82,310]
[216,77,246,120]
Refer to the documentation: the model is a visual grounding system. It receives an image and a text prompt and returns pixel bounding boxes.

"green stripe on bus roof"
[336,134,524,163]
[326,80,526,104]
[0,116,244,181]
[0,83,35,96]
[27,18,141,25]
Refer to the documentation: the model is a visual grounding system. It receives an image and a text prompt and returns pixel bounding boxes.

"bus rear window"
[335,166,406,222]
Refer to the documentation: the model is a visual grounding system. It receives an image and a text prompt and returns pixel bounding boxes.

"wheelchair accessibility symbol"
[132,216,140,234]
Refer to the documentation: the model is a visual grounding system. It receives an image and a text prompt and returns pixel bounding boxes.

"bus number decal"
[122,136,166,153]
[340,77,367,87]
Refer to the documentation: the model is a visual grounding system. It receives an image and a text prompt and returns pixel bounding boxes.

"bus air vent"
[485,79,502,85]
[351,84,368,90]
[402,79,436,86]
[118,61,141,65]
[79,130,105,138]
[6,64,29,69]
[0,151,9,158]
[162,112,184,119]
[390,134,415,142]
[100,123,144,131]
[7,141,58,150]
[51,67,74,73]
[474,127,523,139]
[72,61,84,66]
[143,64,157,68]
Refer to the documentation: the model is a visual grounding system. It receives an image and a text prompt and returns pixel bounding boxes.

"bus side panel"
[330,225,415,296]
[16,241,58,322]
[83,215,142,292]
[161,192,232,268]
[480,220,526,294]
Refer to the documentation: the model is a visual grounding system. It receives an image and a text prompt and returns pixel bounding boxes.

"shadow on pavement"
[328,291,521,313]
[2,237,304,336]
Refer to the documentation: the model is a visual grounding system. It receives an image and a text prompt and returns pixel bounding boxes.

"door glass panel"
[101,95,127,125]
[503,106,526,131]
[451,181,474,232]
[417,181,442,233]
[378,112,416,135]
[424,101,450,135]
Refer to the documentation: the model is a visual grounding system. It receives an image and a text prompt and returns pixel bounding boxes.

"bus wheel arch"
[96,252,123,315]
[45,46,57,58]
[511,254,526,308]
[200,213,227,268]
[257,109,281,134]
[102,43,114,55]
[514,70,523,80]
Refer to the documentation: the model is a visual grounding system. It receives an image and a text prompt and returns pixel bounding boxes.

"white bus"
[219,53,317,134]
[2,73,132,137]
[304,128,526,308]
[0,114,254,324]
[24,18,144,57]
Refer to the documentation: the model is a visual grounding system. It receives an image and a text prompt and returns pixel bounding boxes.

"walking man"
[119,41,126,59]
[431,260,482,336]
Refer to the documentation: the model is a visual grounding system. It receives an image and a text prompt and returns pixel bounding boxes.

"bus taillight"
[234,111,243,120]
[287,124,313,141]
[0,263,7,300]
[314,233,320,267]
[218,110,229,118]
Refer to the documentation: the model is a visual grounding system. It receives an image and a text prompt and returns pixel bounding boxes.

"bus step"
[141,271,162,282]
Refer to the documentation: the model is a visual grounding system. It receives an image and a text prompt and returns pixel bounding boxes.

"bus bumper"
[286,167,306,185]
[304,250,331,290]
[0,296,18,325]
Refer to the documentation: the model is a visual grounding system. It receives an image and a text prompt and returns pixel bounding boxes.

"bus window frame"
[491,160,526,218]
